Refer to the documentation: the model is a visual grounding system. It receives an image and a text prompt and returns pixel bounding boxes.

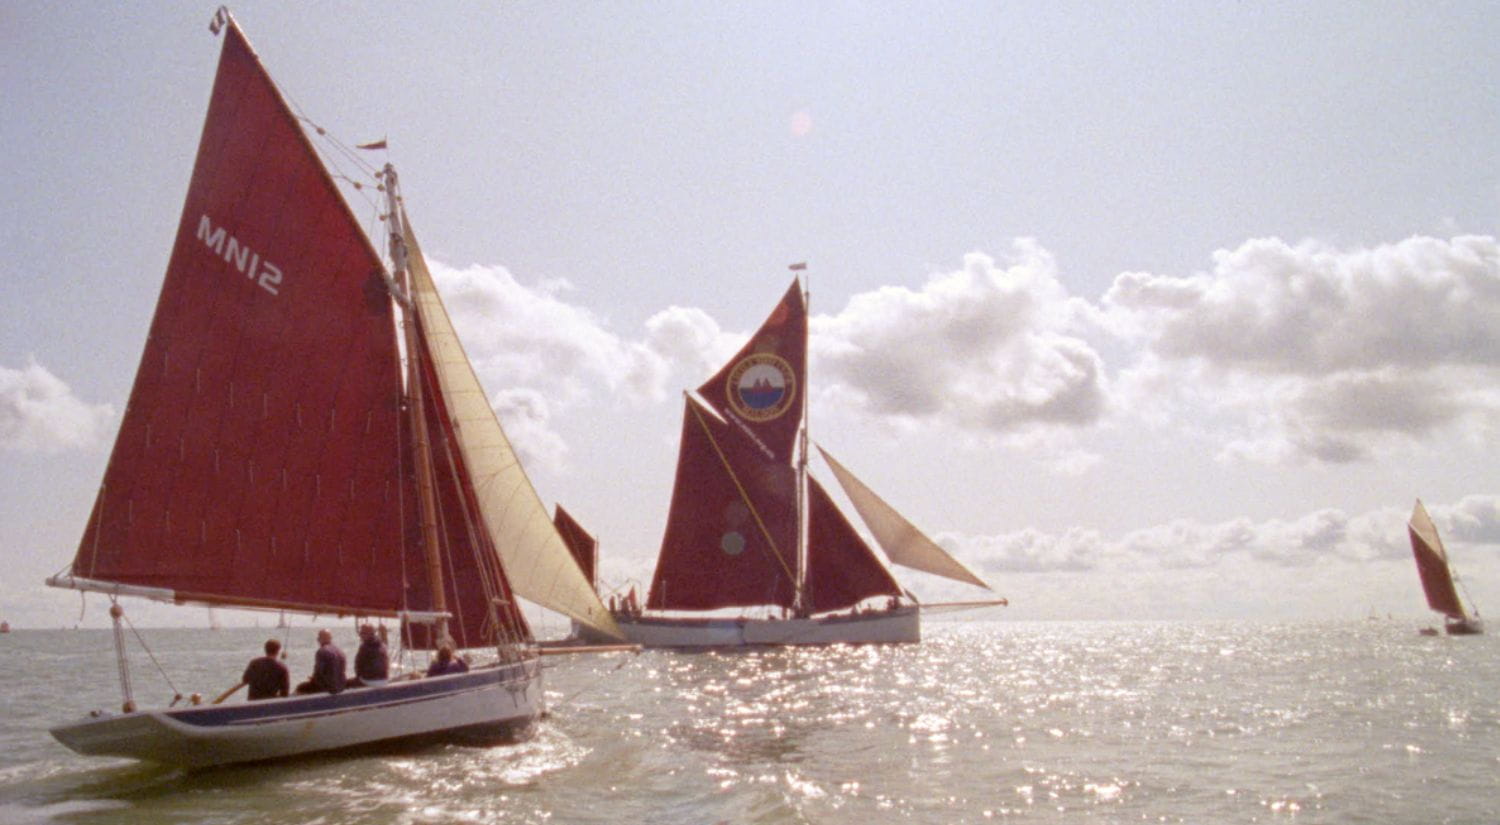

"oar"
[212,682,246,705]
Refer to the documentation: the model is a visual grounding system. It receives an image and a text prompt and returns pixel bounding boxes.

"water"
[0,620,1495,823]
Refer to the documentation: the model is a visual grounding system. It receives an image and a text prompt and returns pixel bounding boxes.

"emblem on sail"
[726,353,796,421]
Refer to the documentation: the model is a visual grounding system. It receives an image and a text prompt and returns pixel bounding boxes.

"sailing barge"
[1408,499,1483,635]
[597,277,1005,647]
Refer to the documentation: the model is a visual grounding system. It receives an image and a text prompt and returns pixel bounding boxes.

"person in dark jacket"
[294,628,347,694]
[351,623,389,687]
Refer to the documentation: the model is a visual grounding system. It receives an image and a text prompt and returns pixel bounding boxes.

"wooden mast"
[383,163,451,647]
[793,264,811,617]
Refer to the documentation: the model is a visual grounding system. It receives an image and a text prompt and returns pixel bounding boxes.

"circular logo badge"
[725,353,796,421]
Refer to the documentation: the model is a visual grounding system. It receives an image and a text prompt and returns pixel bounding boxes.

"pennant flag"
[788,262,808,271]
[356,138,388,151]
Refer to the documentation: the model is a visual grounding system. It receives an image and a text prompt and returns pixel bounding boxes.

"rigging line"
[287,112,385,218]
[1454,568,1482,617]
[418,366,469,646]
[393,374,414,667]
[255,49,384,201]
[220,8,381,187]
[121,609,181,699]
[684,395,798,586]
[441,413,508,648]
[289,108,382,181]
[416,299,493,650]
[83,482,106,579]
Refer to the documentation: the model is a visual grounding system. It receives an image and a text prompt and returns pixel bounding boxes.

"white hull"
[596,606,919,648]
[50,657,542,768]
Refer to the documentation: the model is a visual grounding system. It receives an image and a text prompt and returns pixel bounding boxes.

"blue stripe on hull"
[168,663,529,729]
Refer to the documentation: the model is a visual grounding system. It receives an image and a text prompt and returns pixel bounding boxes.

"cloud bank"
[948,499,1441,576]
[900,495,1497,620]
[1105,235,1500,464]
[814,240,1107,434]
[428,234,1500,472]
[0,359,112,452]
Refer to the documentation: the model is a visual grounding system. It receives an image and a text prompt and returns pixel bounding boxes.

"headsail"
[818,446,991,590]
[402,218,622,639]
[804,476,903,612]
[401,302,529,648]
[1408,499,1467,619]
[60,20,413,616]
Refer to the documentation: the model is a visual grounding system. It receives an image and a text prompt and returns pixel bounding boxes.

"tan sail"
[403,214,622,640]
[818,445,991,590]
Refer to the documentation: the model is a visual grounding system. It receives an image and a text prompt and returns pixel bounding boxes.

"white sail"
[404,215,622,640]
[817,445,991,590]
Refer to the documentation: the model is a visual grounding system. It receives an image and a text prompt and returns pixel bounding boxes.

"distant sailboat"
[0,621,10,634]
[1408,499,1483,636]
[599,276,1005,647]
[43,8,617,768]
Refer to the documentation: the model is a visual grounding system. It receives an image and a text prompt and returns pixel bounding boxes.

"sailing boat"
[44,9,618,768]
[602,277,1005,647]
[1408,499,1483,635]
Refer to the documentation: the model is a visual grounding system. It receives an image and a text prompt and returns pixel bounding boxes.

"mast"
[383,163,451,647]
[793,263,811,616]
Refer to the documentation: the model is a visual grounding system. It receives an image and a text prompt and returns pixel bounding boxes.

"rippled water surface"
[1,621,1496,823]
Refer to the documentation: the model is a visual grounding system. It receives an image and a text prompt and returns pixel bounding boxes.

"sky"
[3,1,1498,629]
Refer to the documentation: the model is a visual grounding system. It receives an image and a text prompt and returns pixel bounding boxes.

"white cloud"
[433,263,671,406]
[429,262,683,470]
[919,497,1499,619]
[641,304,739,380]
[1105,235,1500,465]
[426,233,1500,475]
[488,387,569,471]
[0,359,113,453]
[953,526,1107,574]
[814,241,1109,436]
[950,498,1474,581]
[1445,494,1500,544]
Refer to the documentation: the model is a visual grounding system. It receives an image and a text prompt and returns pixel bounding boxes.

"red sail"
[69,22,411,614]
[403,322,530,649]
[648,398,799,611]
[695,280,807,462]
[1409,506,1466,619]
[554,505,598,590]
[804,476,903,613]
